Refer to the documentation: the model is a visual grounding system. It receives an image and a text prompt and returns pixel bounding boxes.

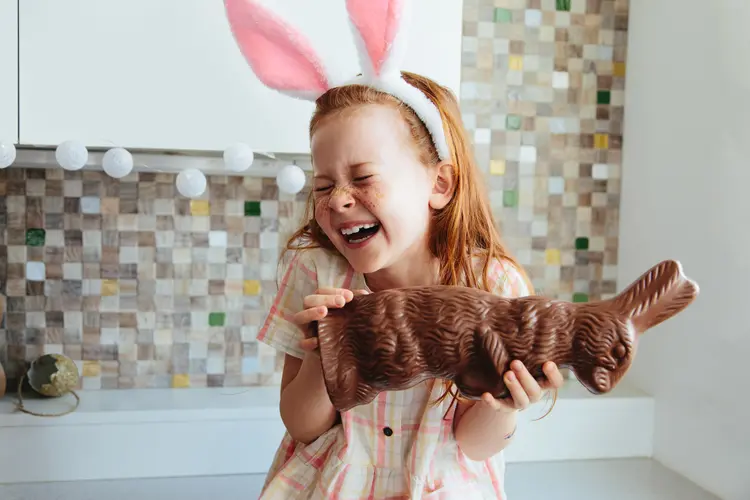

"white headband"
[223,0,451,161]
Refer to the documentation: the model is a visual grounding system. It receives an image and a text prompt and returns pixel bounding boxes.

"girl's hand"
[293,287,370,353]
[481,361,565,413]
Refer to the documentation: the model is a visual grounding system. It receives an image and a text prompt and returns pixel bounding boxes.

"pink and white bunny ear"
[345,0,411,80]
[345,0,450,160]
[224,0,331,101]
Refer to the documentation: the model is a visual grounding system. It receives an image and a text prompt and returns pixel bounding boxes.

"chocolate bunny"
[311,260,699,412]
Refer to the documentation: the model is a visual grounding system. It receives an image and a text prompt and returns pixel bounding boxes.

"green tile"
[597,90,611,105]
[26,228,46,247]
[493,8,512,23]
[208,312,225,327]
[575,237,589,250]
[556,0,571,11]
[573,293,589,303]
[244,201,261,217]
[503,190,518,207]
[506,115,522,131]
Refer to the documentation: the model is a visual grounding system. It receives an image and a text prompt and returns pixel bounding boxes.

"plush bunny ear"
[345,0,411,80]
[224,0,331,101]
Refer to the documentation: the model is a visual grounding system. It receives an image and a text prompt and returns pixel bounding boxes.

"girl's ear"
[429,162,457,210]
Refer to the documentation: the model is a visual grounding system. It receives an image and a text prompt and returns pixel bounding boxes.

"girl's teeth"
[340,223,378,236]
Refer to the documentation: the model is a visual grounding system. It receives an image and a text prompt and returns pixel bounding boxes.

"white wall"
[619,1,750,499]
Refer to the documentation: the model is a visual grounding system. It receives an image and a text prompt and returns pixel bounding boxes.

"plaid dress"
[256,248,531,499]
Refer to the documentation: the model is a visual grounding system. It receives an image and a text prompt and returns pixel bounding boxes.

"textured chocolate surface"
[0,361,6,399]
[312,260,699,412]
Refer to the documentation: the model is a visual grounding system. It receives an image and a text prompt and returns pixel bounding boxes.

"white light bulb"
[223,143,254,172]
[176,168,207,198]
[276,164,306,194]
[56,140,88,171]
[102,147,134,179]
[0,141,16,169]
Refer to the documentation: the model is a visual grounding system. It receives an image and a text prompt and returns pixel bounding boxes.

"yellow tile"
[190,200,210,216]
[101,279,118,296]
[82,361,101,377]
[509,55,523,71]
[594,134,609,149]
[613,62,626,77]
[490,160,506,176]
[545,249,561,265]
[172,374,190,388]
[243,280,261,296]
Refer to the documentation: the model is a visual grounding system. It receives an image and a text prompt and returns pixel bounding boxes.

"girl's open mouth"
[340,223,381,245]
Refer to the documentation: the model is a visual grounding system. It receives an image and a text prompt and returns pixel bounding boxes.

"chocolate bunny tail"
[612,260,699,332]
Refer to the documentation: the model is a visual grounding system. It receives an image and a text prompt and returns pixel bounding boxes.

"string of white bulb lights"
[0,140,307,198]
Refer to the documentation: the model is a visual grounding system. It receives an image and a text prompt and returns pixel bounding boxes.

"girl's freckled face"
[310,104,434,274]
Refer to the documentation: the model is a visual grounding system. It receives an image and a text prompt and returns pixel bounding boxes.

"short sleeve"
[256,250,319,359]
[489,259,533,299]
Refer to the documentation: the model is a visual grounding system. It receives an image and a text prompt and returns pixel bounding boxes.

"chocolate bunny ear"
[613,260,700,332]
[345,0,412,80]
[224,0,331,101]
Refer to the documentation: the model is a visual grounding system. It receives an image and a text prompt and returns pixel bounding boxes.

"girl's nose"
[328,188,355,212]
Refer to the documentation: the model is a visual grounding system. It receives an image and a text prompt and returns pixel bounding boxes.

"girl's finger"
[481,392,506,411]
[542,362,565,389]
[299,338,319,351]
[510,360,542,403]
[315,288,354,301]
[505,371,530,410]
[303,294,347,310]
[292,306,328,325]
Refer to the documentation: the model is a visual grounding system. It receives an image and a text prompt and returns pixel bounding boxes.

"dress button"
[383,427,393,437]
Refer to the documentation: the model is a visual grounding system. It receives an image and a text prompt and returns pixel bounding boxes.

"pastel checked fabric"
[256,247,532,499]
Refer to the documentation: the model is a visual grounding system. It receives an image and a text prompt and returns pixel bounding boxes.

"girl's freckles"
[314,197,330,214]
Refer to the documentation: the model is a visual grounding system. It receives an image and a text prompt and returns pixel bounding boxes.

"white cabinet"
[0,0,18,143]
[19,0,463,154]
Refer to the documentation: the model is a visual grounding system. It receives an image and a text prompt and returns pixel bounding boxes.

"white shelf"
[10,147,312,178]
[0,381,654,483]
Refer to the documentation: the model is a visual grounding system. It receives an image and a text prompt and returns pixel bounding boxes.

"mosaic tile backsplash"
[0,0,628,389]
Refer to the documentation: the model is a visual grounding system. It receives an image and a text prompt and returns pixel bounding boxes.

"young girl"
[224,1,565,498]
[256,73,564,499]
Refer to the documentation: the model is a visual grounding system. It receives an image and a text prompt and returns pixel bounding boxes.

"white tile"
[260,200,278,218]
[552,71,570,89]
[474,128,491,144]
[548,176,565,194]
[80,196,100,214]
[209,231,228,247]
[525,9,542,26]
[493,38,509,54]
[599,45,614,60]
[477,21,494,38]
[519,146,537,163]
[531,220,548,237]
[123,247,140,264]
[207,357,225,375]
[549,117,568,133]
[260,232,278,250]
[26,261,46,281]
[593,163,609,179]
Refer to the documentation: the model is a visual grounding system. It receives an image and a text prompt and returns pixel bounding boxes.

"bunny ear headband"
[223,0,451,161]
